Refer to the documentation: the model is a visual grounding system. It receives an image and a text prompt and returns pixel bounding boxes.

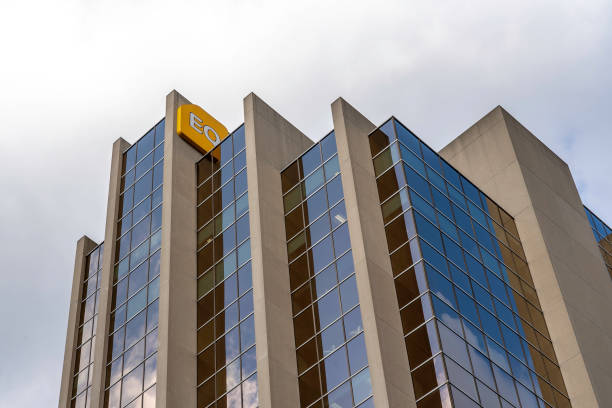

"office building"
[59,91,612,408]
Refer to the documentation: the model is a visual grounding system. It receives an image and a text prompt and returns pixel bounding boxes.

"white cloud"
[0,0,610,406]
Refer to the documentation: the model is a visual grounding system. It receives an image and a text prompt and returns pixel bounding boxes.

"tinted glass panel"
[282,132,372,407]
[195,125,257,407]
[369,118,569,408]
[104,119,165,408]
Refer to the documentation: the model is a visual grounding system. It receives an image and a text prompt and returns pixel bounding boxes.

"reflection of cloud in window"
[487,339,509,371]
[122,341,144,377]
[121,365,143,406]
[144,355,157,389]
[225,385,241,407]
[226,328,240,361]
[347,322,362,339]
[441,386,452,406]
[438,310,462,334]
[323,342,341,356]
[142,385,156,408]
[461,318,484,349]
[433,291,453,309]
[226,359,241,389]
[242,374,258,408]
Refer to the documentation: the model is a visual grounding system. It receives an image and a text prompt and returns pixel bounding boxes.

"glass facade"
[195,125,257,408]
[369,119,570,408]
[104,119,165,408]
[584,206,612,278]
[281,132,374,408]
[71,243,104,408]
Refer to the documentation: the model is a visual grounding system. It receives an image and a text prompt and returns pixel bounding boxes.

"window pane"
[300,146,322,177]
[352,368,373,404]
[347,333,368,374]
[320,347,349,393]
[405,321,439,367]
[120,363,143,406]
[411,355,445,400]
[319,319,344,357]
[296,338,318,374]
[320,132,337,161]
[339,276,359,313]
[299,365,321,407]
[282,161,301,193]
[314,289,341,330]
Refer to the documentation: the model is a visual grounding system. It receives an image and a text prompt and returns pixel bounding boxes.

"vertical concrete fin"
[331,98,416,408]
[156,90,202,407]
[440,107,612,407]
[90,137,131,408]
[59,235,98,408]
[243,92,313,408]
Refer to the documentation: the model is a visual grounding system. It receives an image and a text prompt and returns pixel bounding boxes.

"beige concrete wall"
[332,98,416,408]
[243,92,314,408]
[59,236,98,408]
[90,137,131,408]
[156,90,202,408]
[440,106,612,407]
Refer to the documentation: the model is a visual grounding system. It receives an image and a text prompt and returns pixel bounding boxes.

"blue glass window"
[320,132,337,161]
[195,125,256,408]
[106,119,164,408]
[300,146,322,177]
[394,120,420,156]
[284,133,371,407]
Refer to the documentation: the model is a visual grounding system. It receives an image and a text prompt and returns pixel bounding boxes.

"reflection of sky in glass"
[225,327,240,362]
[142,386,155,408]
[282,132,374,408]
[226,358,241,389]
[71,243,103,407]
[585,205,612,278]
[242,374,258,407]
[351,369,372,403]
[103,119,164,408]
[120,364,143,406]
[195,125,257,407]
[370,118,570,407]
[226,383,241,407]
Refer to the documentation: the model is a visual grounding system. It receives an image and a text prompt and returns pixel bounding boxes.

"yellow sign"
[176,104,229,155]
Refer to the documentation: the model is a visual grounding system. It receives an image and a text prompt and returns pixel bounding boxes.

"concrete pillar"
[156,90,202,407]
[243,93,314,408]
[440,106,612,407]
[59,236,98,408]
[90,137,131,408]
[331,98,416,408]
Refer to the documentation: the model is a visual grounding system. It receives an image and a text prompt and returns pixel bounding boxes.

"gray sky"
[1,0,611,406]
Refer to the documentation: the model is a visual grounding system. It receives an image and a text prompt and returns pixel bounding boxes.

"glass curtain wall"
[369,119,571,408]
[71,243,104,408]
[195,125,257,408]
[104,119,165,408]
[584,206,612,278]
[281,132,374,408]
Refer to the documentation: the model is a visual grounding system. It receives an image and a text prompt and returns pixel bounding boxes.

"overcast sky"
[1,0,611,406]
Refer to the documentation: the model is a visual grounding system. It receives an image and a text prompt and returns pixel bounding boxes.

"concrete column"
[331,98,416,408]
[156,90,202,407]
[440,106,612,407]
[59,236,98,408]
[90,137,131,408]
[243,93,314,408]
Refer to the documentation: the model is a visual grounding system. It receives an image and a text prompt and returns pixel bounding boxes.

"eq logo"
[176,104,229,155]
